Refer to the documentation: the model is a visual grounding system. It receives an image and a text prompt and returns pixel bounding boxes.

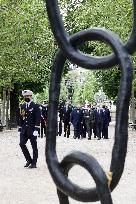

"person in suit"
[83,104,95,140]
[71,104,83,139]
[102,105,111,139]
[62,102,72,138]
[18,90,41,168]
[58,101,65,136]
[40,101,48,138]
[94,105,104,140]
[92,103,97,138]
[81,105,87,138]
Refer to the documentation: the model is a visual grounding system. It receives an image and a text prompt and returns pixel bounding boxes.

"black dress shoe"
[28,164,37,168]
[24,160,32,168]
[88,137,91,140]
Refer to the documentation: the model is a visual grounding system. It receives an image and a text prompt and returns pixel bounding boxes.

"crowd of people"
[18,90,111,168]
[40,100,111,140]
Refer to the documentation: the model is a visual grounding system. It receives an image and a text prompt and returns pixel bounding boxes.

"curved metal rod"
[57,152,113,204]
[46,28,133,202]
[45,0,136,69]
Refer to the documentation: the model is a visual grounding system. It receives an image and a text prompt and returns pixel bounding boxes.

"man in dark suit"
[94,105,104,140]
[62,102,72,138]
[18,90,41,168]
[71,104,83,139]
[83,104,95,140]
[102,105,111,139]
[58,100,65,136]
[92,104,97,138]
[40,101,48,138]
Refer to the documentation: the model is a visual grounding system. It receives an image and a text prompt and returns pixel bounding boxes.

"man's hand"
[18,127,22,136]
[33,130,39,137]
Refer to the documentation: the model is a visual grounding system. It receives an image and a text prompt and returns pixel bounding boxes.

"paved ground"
[0,124,136,204]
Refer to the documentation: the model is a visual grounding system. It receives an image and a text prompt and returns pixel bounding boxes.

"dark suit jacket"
[94,108,104,124]
[103,108,111,126]
[41,105,48,122]
[71,108,83,126]
[18,101,41,135]
[62,106,72,122]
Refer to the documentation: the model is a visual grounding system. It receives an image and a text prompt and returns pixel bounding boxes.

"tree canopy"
[0,0,135,100]
[0,0,56,92]
[60,0,136,100]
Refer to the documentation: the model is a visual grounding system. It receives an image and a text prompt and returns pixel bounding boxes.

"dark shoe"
[28,164,37,168]
[24,160,32,168]
[67,135,69,138]
[97,138,101,140]
[73,136,77,139]
[88,137,91,140]
[94,135,97,138]
[64,134,66,137]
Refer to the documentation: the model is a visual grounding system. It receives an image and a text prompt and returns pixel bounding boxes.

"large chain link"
[44,0,136,203]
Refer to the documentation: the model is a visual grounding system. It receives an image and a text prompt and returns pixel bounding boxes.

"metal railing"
[45,0,136,203]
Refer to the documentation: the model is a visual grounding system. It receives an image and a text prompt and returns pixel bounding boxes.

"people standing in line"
[102,105,111,139]
[94,104,104,140]
[40,101,48,138]
[71,104,83,139]
[83,104,95,140]
[18,90,41,168]
[62,102,72,138]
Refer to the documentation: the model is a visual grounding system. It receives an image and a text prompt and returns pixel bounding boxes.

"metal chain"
[44,0,136,203]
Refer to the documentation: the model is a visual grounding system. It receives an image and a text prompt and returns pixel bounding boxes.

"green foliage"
[60,0,136,99]
[0,0,136,101]
[59,69,99,105]
[0,0,56,91]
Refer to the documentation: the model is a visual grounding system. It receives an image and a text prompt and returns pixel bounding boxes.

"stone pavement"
[0,125,136,204]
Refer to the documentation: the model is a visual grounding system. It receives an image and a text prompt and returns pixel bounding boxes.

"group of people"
[57,102,111,140]
[18,89,111,169]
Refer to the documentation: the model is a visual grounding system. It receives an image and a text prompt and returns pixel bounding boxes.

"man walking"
[40,101,48,137]
[102,105,111,139]
[94,105,104,140]
[71,104,83,139]
[18,90,41,168]
[83,104,95,140]
[62,102,72,138]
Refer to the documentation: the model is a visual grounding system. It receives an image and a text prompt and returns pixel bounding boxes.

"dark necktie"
[26,103,29,110]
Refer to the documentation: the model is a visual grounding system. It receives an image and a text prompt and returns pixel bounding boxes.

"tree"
[58,69,99,105]
[0,0,56,126]
[60,0,136,100]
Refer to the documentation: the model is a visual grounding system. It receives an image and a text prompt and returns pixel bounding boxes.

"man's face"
[77,104,80,109]
[24,95,32,102]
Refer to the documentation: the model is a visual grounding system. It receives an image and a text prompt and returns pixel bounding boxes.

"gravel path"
[0,124,136,204]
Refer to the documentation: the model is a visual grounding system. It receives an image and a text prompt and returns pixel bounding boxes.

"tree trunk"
[131,85,135,124]
[2,88,6,125]
[0,101,2,123]
[6,89,10,129]
[10,89,19,128]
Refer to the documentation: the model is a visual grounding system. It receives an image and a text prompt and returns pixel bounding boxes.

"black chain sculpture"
[45,0,136,203]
